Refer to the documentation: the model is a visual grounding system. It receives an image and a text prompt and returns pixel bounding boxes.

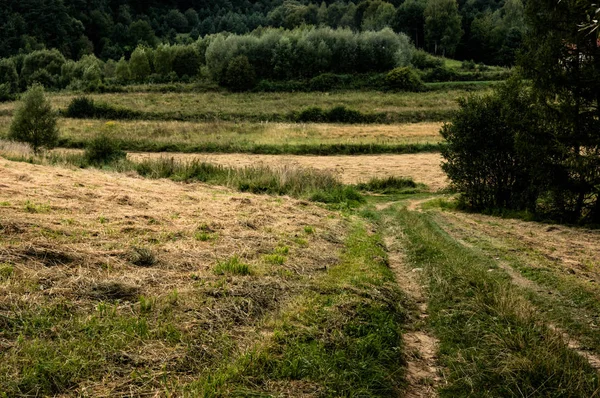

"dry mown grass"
[0,157,347,395]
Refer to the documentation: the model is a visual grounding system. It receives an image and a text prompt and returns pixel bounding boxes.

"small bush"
[64,96,140,120]
[65,97,97,118]
[214,256,251,275]
[84,133,126,165]
[411,49,443,70]
[297,106,326,123]
[384,67,424,92]
[8,84,59,153]
[309,73,342,91]
[326,106,364,123]
[422,66,459,82]
[441,79,542,211]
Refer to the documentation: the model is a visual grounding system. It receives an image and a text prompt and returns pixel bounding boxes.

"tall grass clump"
[356,176,424,194]
[135,157,364,206]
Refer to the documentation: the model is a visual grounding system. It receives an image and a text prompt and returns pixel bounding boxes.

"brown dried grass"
[0,157,348,395]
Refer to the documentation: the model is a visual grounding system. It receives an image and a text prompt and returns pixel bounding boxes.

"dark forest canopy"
[0,0,525,65]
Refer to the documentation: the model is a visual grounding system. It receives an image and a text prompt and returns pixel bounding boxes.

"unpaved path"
[383,222,442,397]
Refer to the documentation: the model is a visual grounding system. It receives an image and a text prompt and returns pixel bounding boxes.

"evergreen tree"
[520,0,600,222]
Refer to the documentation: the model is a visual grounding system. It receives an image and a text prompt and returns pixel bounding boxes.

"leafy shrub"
[172,45,201,78]
[326,106,364,123]
[422,66,459,82]
[0,58,19,97]
[297,107,326,122]
[64,97,140,120]
[441,79,542,211]
[84,133,126,165]
[221,55,256,92]
[384,67,424,91]
[8,84,58,153]
[296,106,370,124]
[65,97,97,118]
[309,73,342,91]
[411,49,443,69]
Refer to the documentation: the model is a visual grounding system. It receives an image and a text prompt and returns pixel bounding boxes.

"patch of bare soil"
[129,152,449,191]
[384,230,443,397]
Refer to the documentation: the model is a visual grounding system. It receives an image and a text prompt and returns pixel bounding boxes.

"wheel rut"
[384,233,443,397]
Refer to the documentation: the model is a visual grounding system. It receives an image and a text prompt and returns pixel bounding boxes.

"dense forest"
[0,0,525,65]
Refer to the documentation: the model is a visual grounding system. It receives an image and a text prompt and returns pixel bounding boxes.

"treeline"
[0,28,425,97]
[0,0,525,66]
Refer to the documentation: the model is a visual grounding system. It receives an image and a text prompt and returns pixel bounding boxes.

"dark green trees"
[520,0,600,223]
[442,0,600,223]
[8,84,59,153]
[441,80,542,211]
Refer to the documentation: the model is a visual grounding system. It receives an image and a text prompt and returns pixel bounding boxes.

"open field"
[0,117,444,154]
[2,152,600,395]
[0,90,482,124]
[0,90,474,115]
[0,158,409,396]
[129,152,449,190]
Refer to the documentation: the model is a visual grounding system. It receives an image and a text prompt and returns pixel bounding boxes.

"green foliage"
[20,50,66,89]
[115,57,131,83]
[8,84,58,153]
[221,55,256,92]
[84,133,126,165]
[129,46,151,82]
[384,67,424,91]
[441,79,542,211]
[424,0,463,56]
[64,97,140,120]
[172,45,201,78]
[411,49,443,69]
[520,0,600,223]
[0,58,19,99]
